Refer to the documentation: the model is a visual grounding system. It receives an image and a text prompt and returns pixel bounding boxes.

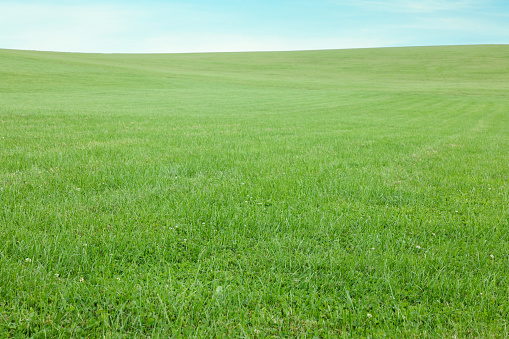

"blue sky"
[0,0,508,53]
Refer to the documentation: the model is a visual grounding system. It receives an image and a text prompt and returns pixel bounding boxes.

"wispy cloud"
[355,0,482,13]
[406,15,509,36]
[0,1,398,53]
[0,1,506,53]
[0,2,140,52]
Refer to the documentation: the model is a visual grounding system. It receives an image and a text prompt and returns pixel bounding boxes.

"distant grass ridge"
[1,45,508,337]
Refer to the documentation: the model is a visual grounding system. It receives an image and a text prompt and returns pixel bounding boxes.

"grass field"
[1,45,508,337]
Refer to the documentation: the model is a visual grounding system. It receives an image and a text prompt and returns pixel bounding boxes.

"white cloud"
[0,2,140,52]
[0,1,504,53]
[355,0,482,13]
[406,15,509,36]
[0,2,398,53]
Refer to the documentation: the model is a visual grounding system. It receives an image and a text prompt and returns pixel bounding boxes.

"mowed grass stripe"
[1,45,508,337]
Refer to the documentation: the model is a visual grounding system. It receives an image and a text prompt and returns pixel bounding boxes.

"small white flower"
[79,277,84,283]
[55,274,59,278]
[432,233,436,236]
[416,245,422,249]
[183,239,187,242]
[490,254,494,259]
[367,313,372,318]
[25,258,32,262]
[116,277,121,281]
[371,248,375,250]
[83,243,87,247]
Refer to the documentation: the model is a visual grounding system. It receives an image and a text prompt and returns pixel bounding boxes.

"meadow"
[0,45,508,337]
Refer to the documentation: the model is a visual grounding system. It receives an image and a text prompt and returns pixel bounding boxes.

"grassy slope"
[0,45,508,337]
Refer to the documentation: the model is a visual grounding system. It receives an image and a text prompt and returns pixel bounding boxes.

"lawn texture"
[1,45,508,337]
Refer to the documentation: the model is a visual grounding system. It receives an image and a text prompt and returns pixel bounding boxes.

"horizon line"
[1,43,506,56]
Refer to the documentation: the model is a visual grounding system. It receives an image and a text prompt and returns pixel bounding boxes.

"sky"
[0,0,508,53]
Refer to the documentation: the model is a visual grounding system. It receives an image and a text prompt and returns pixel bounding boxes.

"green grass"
[1,45,508,337]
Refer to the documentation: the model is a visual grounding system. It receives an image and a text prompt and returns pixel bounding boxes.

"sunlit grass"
[1,45,508,337]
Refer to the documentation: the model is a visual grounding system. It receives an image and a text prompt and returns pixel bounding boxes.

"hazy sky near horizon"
[0,0,508,53]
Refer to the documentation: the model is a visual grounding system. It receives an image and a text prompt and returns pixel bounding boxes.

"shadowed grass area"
[1,45,508,337]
